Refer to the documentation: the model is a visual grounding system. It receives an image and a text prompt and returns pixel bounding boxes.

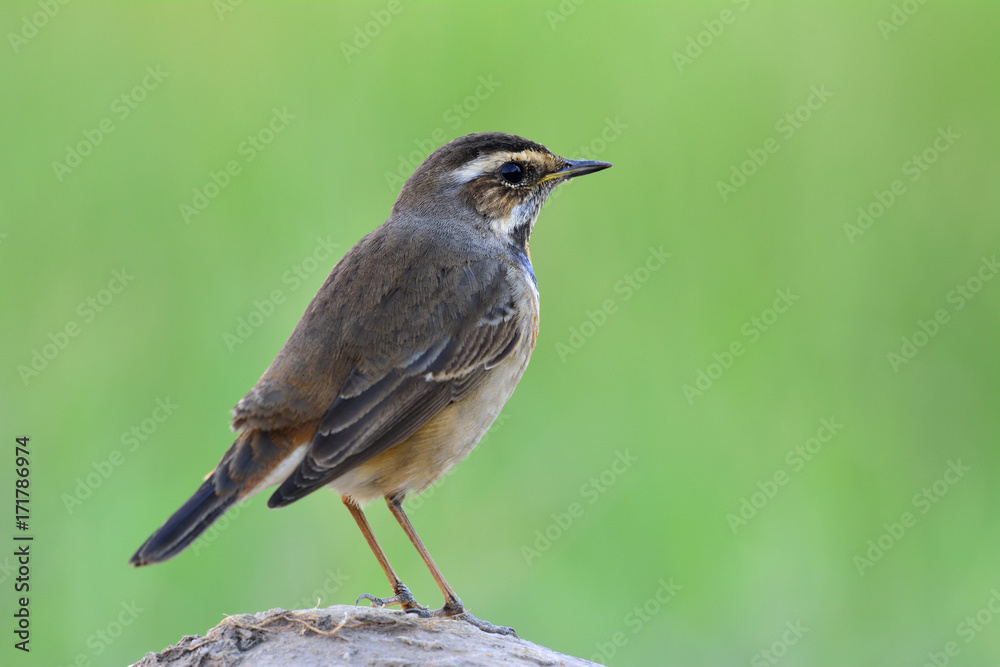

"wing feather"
[266,254,524,508]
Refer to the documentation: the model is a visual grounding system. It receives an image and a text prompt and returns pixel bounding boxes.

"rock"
[131,605,601,667]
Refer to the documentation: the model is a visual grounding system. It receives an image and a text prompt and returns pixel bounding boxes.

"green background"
[2,2,998,665]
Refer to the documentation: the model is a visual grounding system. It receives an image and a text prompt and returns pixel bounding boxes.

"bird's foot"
[451,610,518,637]
[356,582,426,612]
[406,597,517,637]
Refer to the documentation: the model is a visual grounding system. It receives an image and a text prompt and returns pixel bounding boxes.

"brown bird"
[130,132,611,635]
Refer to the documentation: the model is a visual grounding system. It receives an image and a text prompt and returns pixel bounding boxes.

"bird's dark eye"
[499,162,525,185]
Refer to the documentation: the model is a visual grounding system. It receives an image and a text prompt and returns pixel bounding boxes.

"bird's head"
[394,132,611,250]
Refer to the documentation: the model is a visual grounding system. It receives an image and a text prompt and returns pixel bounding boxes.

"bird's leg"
[341,495,425,612]
[385,493,517,637]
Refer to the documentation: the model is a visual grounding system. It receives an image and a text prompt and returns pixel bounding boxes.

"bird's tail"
[129,427,312,567]
[129,474,237,566]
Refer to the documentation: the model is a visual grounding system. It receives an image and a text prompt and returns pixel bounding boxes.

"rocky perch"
[131,605,601,666]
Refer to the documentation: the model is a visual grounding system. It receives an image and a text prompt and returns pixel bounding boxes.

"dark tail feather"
[129,477,236,566]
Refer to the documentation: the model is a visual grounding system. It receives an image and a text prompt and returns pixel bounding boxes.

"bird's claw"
[453,611,517,637]
[357,589,514,635]
[403,606,432,618]
[424,597,517,636]
[356,592,395,607]
[355,583,427,612]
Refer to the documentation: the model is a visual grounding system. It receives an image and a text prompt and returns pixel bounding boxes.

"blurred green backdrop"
[2,2,999,665]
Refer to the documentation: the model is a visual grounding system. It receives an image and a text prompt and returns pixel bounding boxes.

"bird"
[129,132,612,635]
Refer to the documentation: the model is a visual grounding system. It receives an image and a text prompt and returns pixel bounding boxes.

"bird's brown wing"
[262,247,527,508]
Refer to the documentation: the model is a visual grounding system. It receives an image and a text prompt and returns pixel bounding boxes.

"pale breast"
[331,279,539,505]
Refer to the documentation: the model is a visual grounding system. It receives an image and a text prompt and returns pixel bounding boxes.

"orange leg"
[385,493,516,636]
[341,495,423,612]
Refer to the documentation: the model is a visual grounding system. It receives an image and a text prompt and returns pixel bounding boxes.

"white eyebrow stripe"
[448,150,540,184]
[449,155,500,183]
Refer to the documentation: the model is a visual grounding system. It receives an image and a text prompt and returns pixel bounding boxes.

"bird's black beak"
[540,158,613,182]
